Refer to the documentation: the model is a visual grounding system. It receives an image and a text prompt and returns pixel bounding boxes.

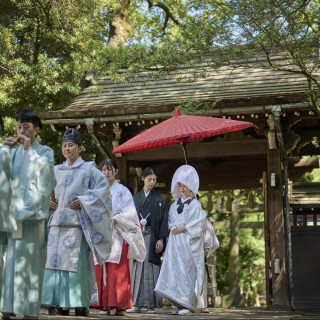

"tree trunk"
[107,0,131,47]
[228,207,240,287]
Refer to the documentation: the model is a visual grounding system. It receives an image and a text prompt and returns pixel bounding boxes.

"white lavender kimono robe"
[107,181,146,264]
[45,158,113,272]
[0,141,55,317]
[155,199,206,312]
[42,157,113,308]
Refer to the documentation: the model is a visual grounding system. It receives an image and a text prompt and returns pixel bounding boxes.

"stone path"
[37,307,320,320]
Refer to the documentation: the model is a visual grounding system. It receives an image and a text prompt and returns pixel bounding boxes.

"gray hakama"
[131,232,162,308]
[131,189,169,309]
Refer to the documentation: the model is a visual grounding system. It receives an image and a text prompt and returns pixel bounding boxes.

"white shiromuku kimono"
[203,218,220,257]
[107,181,146,264]
[0,141,55,317]
[155,165,206,312]
[196,218,220,309]
[42,157,113,308]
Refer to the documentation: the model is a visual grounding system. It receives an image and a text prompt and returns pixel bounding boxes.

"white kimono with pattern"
[106,181,146,264]
[155,199,206,312]
[46,157,113,272]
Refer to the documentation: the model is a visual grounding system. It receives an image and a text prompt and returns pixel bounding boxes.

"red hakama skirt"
[94,241,133,310]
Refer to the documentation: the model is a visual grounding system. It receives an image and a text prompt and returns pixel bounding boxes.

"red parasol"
[113,109,253,163]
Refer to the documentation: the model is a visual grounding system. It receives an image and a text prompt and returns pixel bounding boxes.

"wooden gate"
[290,183,320,309]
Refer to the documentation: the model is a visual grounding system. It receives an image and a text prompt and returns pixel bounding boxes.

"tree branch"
[306,78,320,117]
[34,0,76,49]
[0,64,12,75]
[303,11,319,33]
[146,0,180,30]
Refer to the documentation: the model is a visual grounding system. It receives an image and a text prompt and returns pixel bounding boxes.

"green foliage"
[185,0,320,115]
[0,0,117,116]
[1,0,320,118]
[214,210,266,306]
[202,190,266,306]
[312,137,320,148]
[215,228,231,290]
[299,157,320,182]
[0,117,16,141]
[238,212,265,306]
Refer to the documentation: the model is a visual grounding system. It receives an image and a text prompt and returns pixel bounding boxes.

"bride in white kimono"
[155,165,206,315]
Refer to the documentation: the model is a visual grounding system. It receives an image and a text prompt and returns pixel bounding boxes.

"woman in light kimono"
[155,165,206,315]
[93,159,146,316]
[127,167,169,314]
[196,218,219,313]
[41,128,113,317]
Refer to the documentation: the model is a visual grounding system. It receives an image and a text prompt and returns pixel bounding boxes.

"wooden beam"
[126,155,318,191]
[214,221,264,229]
[118,155,129,186]
[267,148,290,308]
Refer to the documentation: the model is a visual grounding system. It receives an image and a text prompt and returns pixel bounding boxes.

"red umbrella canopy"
[113,109,253,154]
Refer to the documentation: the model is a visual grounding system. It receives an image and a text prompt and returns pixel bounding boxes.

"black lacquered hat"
[63,128,82,145]
[15,108,42,128]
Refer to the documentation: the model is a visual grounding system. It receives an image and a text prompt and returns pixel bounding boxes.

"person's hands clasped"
[3,134,31,150]
[204,248,209,257]
[155,239,164,253]
[171,225,186,235]
[69,198,81,210]
[17,134,31,150]
[50,199,58,210]
[3,136,19,149]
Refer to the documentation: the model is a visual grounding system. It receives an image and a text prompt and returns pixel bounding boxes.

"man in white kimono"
[0,141,17,303]
[41,128,113,317]
[0,117,17,234]
[155,165,206,315]
[0,143,17,232]
[0,109,55,320]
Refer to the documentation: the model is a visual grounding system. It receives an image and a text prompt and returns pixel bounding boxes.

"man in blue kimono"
[0,109,55,320]
[41,128,113,317]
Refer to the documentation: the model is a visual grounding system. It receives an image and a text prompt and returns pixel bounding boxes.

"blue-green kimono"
[0,144,17,302]
[0,144,17,232]
[0,140,55,318]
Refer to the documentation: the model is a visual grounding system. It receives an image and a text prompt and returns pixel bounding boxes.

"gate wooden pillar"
[266,115,290,308]
[118,155,129,186]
